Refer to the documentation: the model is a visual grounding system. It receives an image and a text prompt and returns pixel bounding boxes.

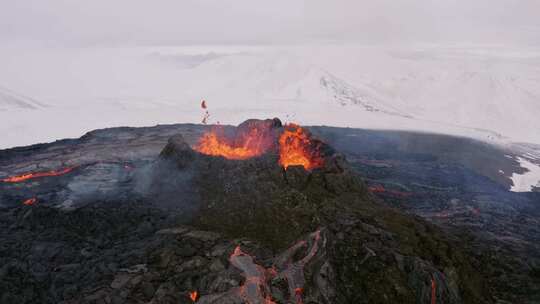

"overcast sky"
[1,0,539,46]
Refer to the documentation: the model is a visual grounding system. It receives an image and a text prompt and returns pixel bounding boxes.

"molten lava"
[22,198,37,206]
[189,291,198,302]
[194,125,272,160]
[278,124,324,170]
[1,167,75,183]
[194,120,325,170]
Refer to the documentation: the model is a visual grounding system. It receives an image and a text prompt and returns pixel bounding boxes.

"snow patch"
[510,157,540,192]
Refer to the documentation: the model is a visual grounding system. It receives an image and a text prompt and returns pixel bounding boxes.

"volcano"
[152,118,488,303]
[2,119,538,303]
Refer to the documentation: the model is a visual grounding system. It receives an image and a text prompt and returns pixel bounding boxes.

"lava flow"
[1,167,75,183]
[229,246,276,304]
[279,124,324,170]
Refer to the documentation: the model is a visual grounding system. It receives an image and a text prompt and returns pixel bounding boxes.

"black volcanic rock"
[160,134,196,168]
[4,120,538,303]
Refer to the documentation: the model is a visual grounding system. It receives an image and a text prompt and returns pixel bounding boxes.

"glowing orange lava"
[189,291,198,302]
[194,126,271,160]
[22,198,37,206]
[194,121,325,170]
[1,167,75,183]
[278,124,324,170]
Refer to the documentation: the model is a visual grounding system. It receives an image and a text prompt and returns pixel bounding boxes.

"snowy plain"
[0,44,539,191]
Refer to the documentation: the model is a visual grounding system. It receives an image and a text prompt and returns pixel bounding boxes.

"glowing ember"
[278,124,324,170]
[189,291,198,302]
[22,198,37,206]
[194,125,272,160]
[1,167,75,183]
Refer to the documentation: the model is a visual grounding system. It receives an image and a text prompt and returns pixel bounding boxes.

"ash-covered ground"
[0,120,539,304]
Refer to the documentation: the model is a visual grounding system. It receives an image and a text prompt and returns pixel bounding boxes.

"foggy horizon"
[2,0,540,47]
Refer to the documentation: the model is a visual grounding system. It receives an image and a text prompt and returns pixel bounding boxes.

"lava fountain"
[194,119,325,170]
[193,119,279,160]
[278,124,324,170]
[194,130,266,160]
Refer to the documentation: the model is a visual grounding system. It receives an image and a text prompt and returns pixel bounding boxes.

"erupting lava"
[194,132,265,160]
[279,124,324,170]
[1,167,75,183]
[194,123,275,160]
[194,119,325,170]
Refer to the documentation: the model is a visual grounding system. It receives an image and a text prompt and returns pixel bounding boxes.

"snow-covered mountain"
[0,44,539,191]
